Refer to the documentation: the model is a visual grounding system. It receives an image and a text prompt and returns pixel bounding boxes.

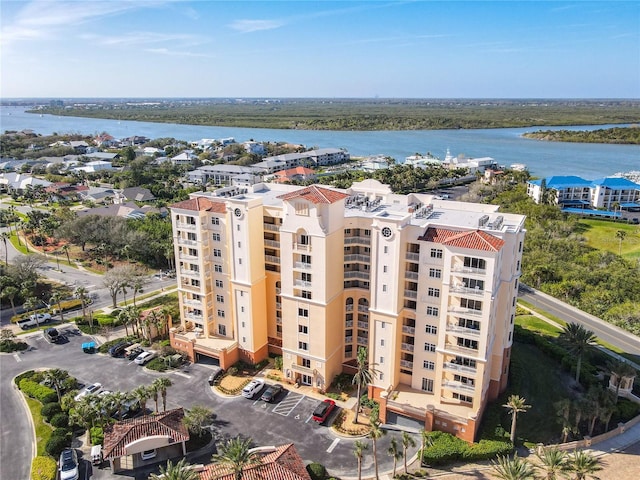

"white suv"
[242,379,265,399]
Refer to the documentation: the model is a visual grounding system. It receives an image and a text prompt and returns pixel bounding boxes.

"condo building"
[169,179,526,441]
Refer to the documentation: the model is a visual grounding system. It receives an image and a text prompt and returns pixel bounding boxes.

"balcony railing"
[345,336,353,343]
[443,362,478,375]
[275,302,282,310]
[450,286,484,296]
[448,307,483,317]
[401,342,414,352]
[345,304,354,312]
[446,324,481,337]
[183,299,202,307]
[344,237,371,246]
[294,262,312,270]
[405,252,420,262]
[345,320,353,328]
[180,269,201,277]
[293,243,311,251]
[177,238,198,246]
[358,305,369,313]
[176,222,197,231]
[265,255,280,264]
[357,336,368,346]
[180,283,202,293]
[451,265,486,275]
[275,288,281,294]
[404,289,418,299]
[291,363,314,374]
[443,343,480,356]
[402,325,415,335]
[443,380,475,394]
[400,359,414,369]
[405,271,419,281]
[264,239,280,249]
[263,223,279,232]
[294,279,312,288]
[185,313,203,322]
[357,321,369,329]
[344,254,371,263]
[178,252,198,261]
[345,271,370,280]
[276,317,282,324]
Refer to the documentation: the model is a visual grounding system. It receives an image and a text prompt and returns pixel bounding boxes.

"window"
[380,373,384,381]
[187,232,197,241]
[383,265,388,273]
[454,375,475,386]
[301,290,312,300]
[298,308,309,317]
[190,279,200,287]
[238,258,242,265]
[457,338,479,350]
[301,254,311,264]
[295,202,309,216]
[216,294,224,303]
[427,287,440,298]
[518,241,522,252]
[185,216,196,225]
[424,343,436,352]
[301,272,312,282]
[217,309,225,318]
[242,321,245,327]
[241,306,244,313]
[212,217,219,225]
[298,341,308,351]
[453,393,473,403]
[384,246,388,254]
[423,360,435,370]
[213,249,222,257]
[425,324,438,335]
[188,248,198,257]
[426,306,439,316]
[212,233,221,241]
[214,264,223,273]
[458,318,480,330]
[380,356,384,364]
[215,280,223,288]
[430,248,443,259]
[238,241,242,248]
[298,325,308,334]
[380,339,385,346]
[461,298,482,311]
[299,234,310,245]
[429,268,442,278]
[421,378,434,393]
[382,285,387,292]
[302,358,311,368]
[463,278,484,290]
[218,325,226,336]
[463,257,486,270]
[364,229,371,236]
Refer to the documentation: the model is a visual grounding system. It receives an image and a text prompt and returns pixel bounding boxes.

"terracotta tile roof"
[420,227,504,251]
[102,408,189,459]
[199,444,311,480]
[170,197,227,213]
[275,166,316,177]
[277,185,349,205]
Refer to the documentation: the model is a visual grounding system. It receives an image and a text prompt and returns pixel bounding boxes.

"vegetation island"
[523,126,640,144]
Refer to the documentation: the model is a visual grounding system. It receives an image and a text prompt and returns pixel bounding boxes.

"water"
[1,106,638,178]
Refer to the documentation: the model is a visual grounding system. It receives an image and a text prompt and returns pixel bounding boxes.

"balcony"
[178,252,198,261]
[291,363,314,374]
[358,305,369,313]
[344,237,371,246]
[448,307,483,317]
[357,336,368,346]
[185,313,203,322]
[344,271,370,280]
[264,239,280,249]
[180,269,201,278]
[357,321,369,329]
[177,238,198,247]
[404,289,418,299]
[450,286,484,296]
[443,362,477,375]
[263,223,279,232]
[344,254,371,263]
[294,279,312,288]
[401,342,414,352]
[294,262,312,270]
[275,302,282,310]
[275,288,281,294]
[265,255,280,264]
[402,325,415,335]
[293,243,311,252]
[345,320,353,328]
[446,324,481,337]
[345,304,354,312]
[443,343,480,356]
[405,252,420,262]
[405,271,419,281]
[183,299,202,307]
[442,380,475,395]
[451,265,486,275]
[176,222,197,231]
[180,282,202,293]
[400,359,414,369]
[345,336,353,343]
[276,317,282,324]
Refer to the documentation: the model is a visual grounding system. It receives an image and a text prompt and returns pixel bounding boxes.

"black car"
[260,384,284,402]
[127,347,144,360]
[43,328,60,343]
[108,341,131,357]
[207,366,225,386]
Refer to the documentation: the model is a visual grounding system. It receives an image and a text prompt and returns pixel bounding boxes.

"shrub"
[90,426,104,445]
[325,392,341,400]
[41,402,62,422]
[422,431,513,466]
[146,357,168,372]
[274,356,283,370]
[616,399,640,421]
[44,429,71,457]
[0,339,29,352]
[14,370,36,387]
[306,462,329,480]
[97,336,140,354]
[31,455,57,480]
[50,412,69,428]
[227,366,238,376]
[19,379,57,404]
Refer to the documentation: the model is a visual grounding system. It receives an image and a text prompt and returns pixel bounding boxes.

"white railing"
[443,362,477,375]
[183,299,202,307]
[345,320,353,328]
[402,325,415,334]
[345,336,353,343]
[291,363,314,374]
[344,254,371,263]
[357,321,369,329]
[345,304,354,312]
[180,269,200,277]
[357,336,368,346]
[358,305,369,313]
[401,342,414,352]
[185,313,203,322]
[443,380,475,394]
[405,271,419,280]
[177,238,198,246]
[443,343,480,356]
[263,223,279,231]
[404,290,418,299]
[294,279,312,288]
[294,262,312,270]
[344,237,371,246]
[448,307,483,317]
[451,265,486,275]
[275,302,282,310]
[264,239,280,248]
[345,271,369,280]
[176,222,197,231]
[400,360,414,369]
[405,252,420,262]
[178,253,198,261]
[446,324,481,337]
[265,255,280,264]
[450,286,484,296]
[293,243,311,251]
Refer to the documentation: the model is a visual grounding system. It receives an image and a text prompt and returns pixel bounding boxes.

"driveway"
[0,329,419,480]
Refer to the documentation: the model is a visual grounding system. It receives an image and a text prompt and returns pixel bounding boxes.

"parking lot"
[1,328,417,480]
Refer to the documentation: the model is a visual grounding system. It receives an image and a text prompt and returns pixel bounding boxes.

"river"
[1,106,638,178]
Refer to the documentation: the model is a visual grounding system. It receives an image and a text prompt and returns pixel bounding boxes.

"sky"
[1,0,639,99]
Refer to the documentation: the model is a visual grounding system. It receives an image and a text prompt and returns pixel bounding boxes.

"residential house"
[272,166,317,184]
[74,160,114,174]
[171,151,198,167]
[116,187,156,204]
[79,186,117,204]
[243,141,266,155]
[254,148,350,174]
[186,165,264,186]
[0,172,52,193]
[76,201,166,219]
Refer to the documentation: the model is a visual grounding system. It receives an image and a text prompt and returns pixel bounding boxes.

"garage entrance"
[195,352,220,366]
[385,411,425,431]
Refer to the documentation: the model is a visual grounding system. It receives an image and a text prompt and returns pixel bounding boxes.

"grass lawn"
[577,219,640,259]
[516,315,562,337]
[480,342,574,446]
[24,395,53,456]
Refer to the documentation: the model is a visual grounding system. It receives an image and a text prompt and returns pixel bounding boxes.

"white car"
[242,379,265,399]
[141,449,157,460]
[59,448,79,480]
[134,351,156,365]
[31,313,52,322]
[74,382,102,401]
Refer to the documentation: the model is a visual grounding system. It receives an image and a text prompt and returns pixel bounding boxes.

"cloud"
[83,32,207,48]
[145,47,214,58]
[228,19,285,33]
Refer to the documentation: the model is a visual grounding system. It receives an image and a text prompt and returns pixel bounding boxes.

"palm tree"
[109,391,131,421]
[503,395,531,444]
[23,296,40,325]
[401,431,416,474]
[153,377,173,412]
[150,382,160,412]
[368,412,386,480]
[352,346,379,424]
[536,447,568,480]
[211,437,260,480]
[419,429,434,467]
[491,454,536,480]
[353,440,368,480]
[183,405,215,438]
[0,285,19,316]
[132,385,152,414]
[607,359,637,403]
[43,368,67,403]
[387,437,401,478]
[50,292,65,322]
[559,323,597,383]
[615,230,627,255]
[150,458,199,480]
[1,231,9,265]
[131,277,146,307]
[567,450,602,480]
[61,244,71,265]
[74,287,89,321]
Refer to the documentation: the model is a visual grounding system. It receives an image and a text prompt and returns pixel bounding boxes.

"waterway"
[1,106,638,178]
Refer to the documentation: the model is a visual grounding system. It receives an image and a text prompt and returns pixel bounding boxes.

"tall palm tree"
[401,431,416,474]
[0,285,19,316]
[211,437,260,480]
[567,450,602,480]
[74,287,89,321]
[368,412,386,480]
[491,454,536,480]
[150,382,160,412]
[109,391,131,421]
[503,395,531,444]
[50,292,65,322]
[153,377,173,412]
[559,323,597,383]
[150,458,199,480]
[607,359,637,403]
[387,437,401,478]
[62,244,71,265]
[353,440,368,480]
[183,405,215,438]
[1,231,9,265]
[419,429,434,467]
[43,368,67,403]
[615,230,626,255]
[132,385,152,414]
[352,346,380,424]
[536,447,568,480]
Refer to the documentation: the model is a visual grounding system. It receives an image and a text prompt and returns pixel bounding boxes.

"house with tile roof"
[102,408,189,472]
[272,166,317,184]
[199,444,311,480]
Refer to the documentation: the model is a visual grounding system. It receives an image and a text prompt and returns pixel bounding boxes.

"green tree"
[1,231,9,265]
[49,292,65,322]
[131,385,152,414]
[491,454,536,480]
[401,431,416,474]
[559,323,597,383]
[353,440,368,480]
[183,405,215,438]
[153,377,173,412]
[211,437,260,480]
[42,368,68,403]
[149,458,200,480]
[535,447,568,480]
[368,411,386,480]
[419,429,434,466]
[352,346,379,424]
[0,285,19,316]
[615,230,627,255]
[74,287,89,320]
[503,395,531,444]
[567,450,602,480]
[387,437,401,478]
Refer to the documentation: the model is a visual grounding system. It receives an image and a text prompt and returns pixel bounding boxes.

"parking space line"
[172,371,191,379]
[272,393,304,417]
[305,414,313,423]
[327,438,340,453]
[13,353,22,362]
[252,399,261,407]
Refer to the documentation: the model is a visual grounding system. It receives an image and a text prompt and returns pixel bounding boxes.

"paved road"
[519,285,640,356]
[0,330,417,480]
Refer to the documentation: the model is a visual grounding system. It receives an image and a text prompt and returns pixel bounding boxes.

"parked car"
[108,341,132,357]
[312,399,336,423]
[134,351,156,365]
[74,382,102,401]
[17,313,51,329]
[242,379,265,399]
[31,313,52,322]
[141,449,157,460]
[127,346,144,360]
[207,366,225,386]
[260,384,284,403]
[59,448,79,480]
[43,327,61,343]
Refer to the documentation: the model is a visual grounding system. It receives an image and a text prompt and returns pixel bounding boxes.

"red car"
[312,399,336,423]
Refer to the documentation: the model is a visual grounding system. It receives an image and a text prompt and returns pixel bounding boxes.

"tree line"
[523,126,640,145]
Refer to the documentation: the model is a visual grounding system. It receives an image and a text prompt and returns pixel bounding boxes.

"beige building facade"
[169,179,526,441]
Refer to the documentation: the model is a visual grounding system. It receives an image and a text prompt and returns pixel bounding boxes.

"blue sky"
[1,1,638,98]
